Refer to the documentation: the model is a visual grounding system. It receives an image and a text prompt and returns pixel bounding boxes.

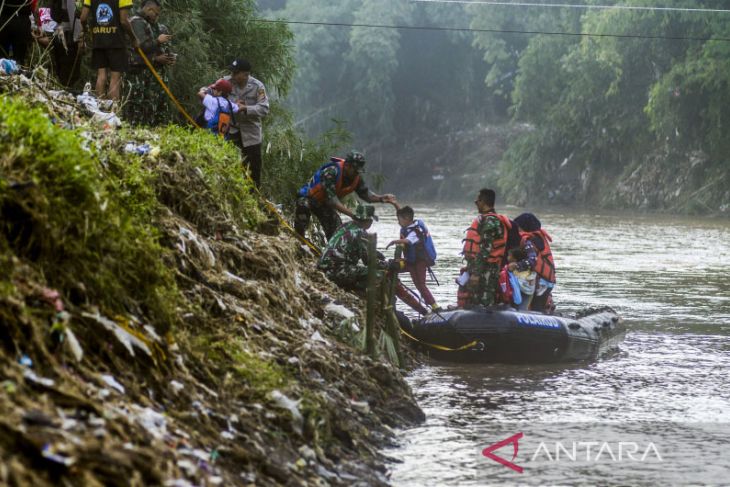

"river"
[370,204,730,486]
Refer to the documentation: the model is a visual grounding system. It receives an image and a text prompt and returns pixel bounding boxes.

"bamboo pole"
[366,233,377,358]
[385,246,405,368]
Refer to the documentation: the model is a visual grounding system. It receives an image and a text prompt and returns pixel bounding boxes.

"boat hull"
[402,306,625,363]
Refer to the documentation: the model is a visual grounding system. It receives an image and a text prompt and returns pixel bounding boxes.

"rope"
[136,47,322,256]
[400,327,478,352]
[136,47,200,128]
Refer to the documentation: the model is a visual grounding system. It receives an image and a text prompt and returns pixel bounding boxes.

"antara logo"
[482,432,524,473]
[482,433,664,473]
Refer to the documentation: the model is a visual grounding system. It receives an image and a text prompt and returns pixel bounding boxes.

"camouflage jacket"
[318,221,369,272]
[128,14,171,68]
[465,213,504,276]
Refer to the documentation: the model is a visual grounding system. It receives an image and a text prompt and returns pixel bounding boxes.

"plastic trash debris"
[324,302,355,319]
[164,480,195,487]
[0,58,19,75]
[123,142,151,155]
[349,400,371,415]
[176,459,197,475]
[310,331,329,345]
[41,444,76,467]
[23,370,55,387]
[82,311,151,357]
[221,430,235,440]
[128,406,168,440]
[224,271,247,284]
[65,327,84,362]
[270,390,303,435]
[100,374,125,394]
[178,226,216,267]
[18,354,33,368]
[76,92,121,129]
[169,380,184,394]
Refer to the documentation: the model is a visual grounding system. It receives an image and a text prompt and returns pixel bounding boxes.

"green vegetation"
[0,96,178,329]
[259,0,729,211]
[472,0,730,208]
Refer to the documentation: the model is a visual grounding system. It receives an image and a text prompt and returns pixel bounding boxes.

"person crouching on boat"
[512,212,556,313]
[317,204,378,291]
[386,205,441,313]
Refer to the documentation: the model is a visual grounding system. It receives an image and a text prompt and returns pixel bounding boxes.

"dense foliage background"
[259,0,730,211]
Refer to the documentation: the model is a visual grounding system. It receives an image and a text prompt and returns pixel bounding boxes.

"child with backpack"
[197,79,241,138]
[386,205,441,313]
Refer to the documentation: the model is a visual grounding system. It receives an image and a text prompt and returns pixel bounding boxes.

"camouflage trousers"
[123,68,170,127]
[294,197,342,240]
[322,263,369,291]
[466,264,500,308]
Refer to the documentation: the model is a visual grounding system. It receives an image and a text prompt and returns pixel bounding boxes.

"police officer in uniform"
[225,58,269,187]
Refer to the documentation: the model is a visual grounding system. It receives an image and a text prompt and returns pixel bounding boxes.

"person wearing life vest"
[460,188,516,308]
[512,212,556,313]
[386,205,441,313]
[295,151,396,241]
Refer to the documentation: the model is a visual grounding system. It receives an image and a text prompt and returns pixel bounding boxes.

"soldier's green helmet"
[353,204,378,222]
[345,151,366,169]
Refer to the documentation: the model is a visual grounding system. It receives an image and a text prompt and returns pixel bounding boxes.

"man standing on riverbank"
[80,0,138,101]
[125,0,175,125]
[295,151,396,241]
[225,58,269,187]
[462,188,514,308]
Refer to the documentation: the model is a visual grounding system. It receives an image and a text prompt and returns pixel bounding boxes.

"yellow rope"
[400,327,478,352]
[137,47,322,255]
[136,47,200,128]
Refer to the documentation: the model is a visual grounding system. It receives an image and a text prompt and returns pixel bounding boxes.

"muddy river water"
[370,205,730,486]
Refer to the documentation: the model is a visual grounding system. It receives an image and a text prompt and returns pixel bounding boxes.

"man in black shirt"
[80,0,138,101]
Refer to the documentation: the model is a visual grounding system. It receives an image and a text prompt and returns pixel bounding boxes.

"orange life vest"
[305,158,361,204]
[462,212,512,265]
[520,229,556,283]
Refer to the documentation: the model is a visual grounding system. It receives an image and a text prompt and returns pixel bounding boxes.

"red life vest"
[520,229,556,283]
[306,158,361,204]
[462,212,512,265]
[496,265,513,305]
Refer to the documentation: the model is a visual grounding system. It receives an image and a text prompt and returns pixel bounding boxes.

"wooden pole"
[385,245,405,368]
[366,233,377,358]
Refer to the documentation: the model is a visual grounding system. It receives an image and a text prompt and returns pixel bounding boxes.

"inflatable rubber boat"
[400,306,625,363]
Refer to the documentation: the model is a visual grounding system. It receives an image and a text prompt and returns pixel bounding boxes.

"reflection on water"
[370,205,730,485]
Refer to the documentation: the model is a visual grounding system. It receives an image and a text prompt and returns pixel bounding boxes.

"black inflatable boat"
[401,306,625,363]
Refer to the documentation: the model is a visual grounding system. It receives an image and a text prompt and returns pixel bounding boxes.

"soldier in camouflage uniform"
[318,205,378,291]
[296,151,396,241]
[123,0,175,126]
[463,189,515,308]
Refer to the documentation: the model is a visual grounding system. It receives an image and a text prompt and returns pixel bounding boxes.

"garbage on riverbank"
[0,73,423,486]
